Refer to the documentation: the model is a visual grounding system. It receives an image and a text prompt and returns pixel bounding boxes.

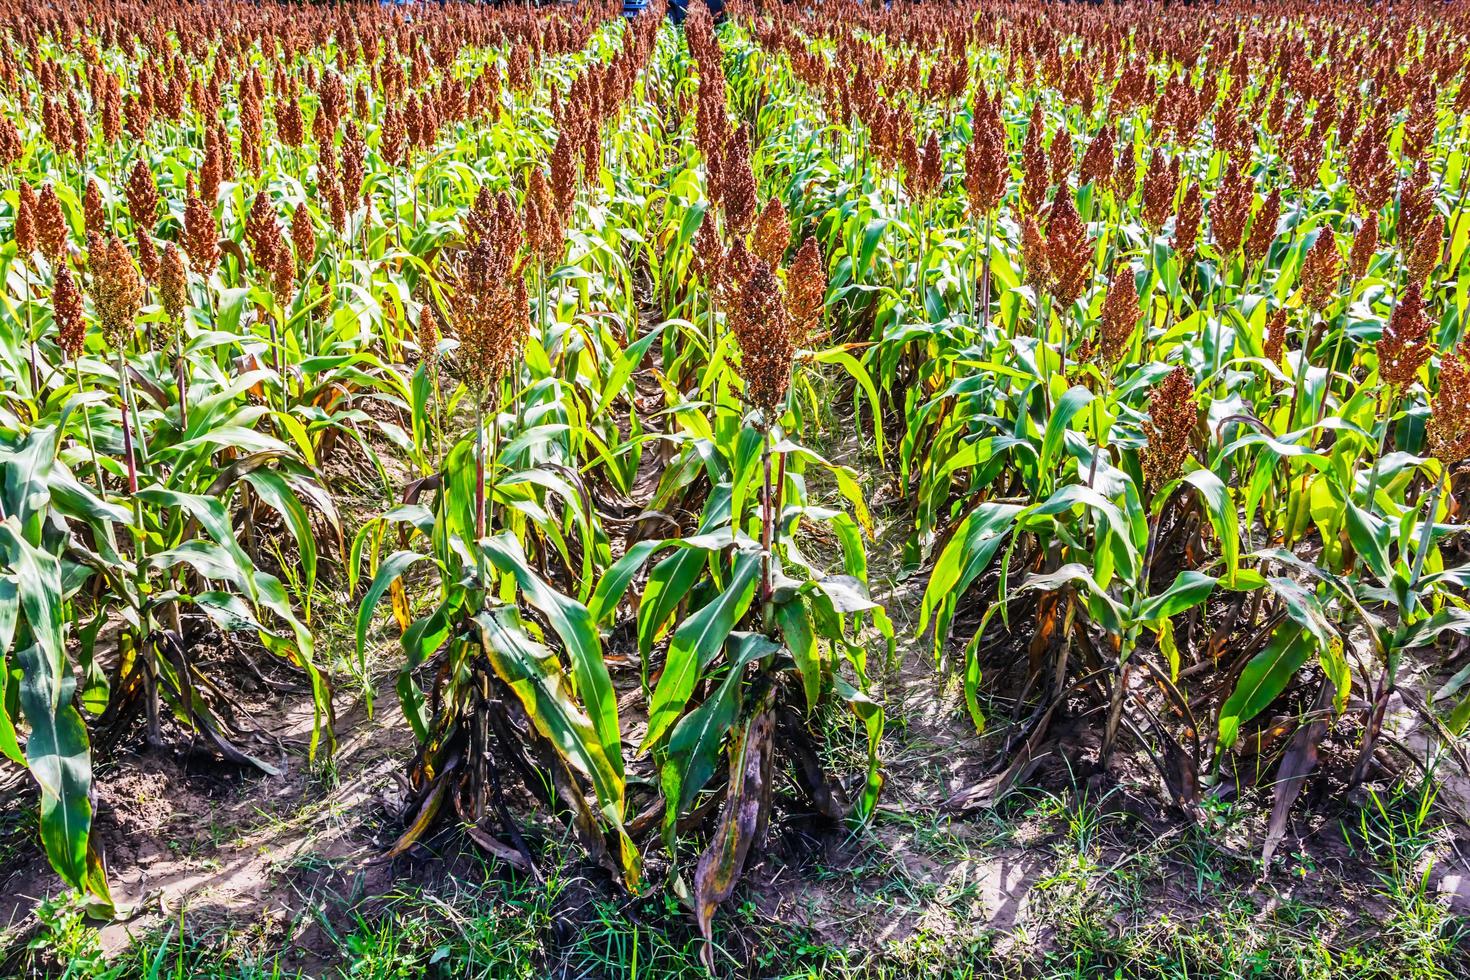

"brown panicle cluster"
[691,212,722,284]
[1019,103,1048,213]
[1046,189,1092,307]
[1349,213,1378,281]
[729,258,794,419]
[36,183,68,263]
[53,264,85,361]
[136,228,159,284]
[785,236,825,348]
[1140,365,1197,493]
[275,83,305,149]
[13,180,36,257]
[125,159,159,233]
[87,232,144,351]
[750,196,790,268]
[1112,138,1137,200]
[183,175,220,277]
[240,70,265,175]
[159,243,187,328]
[1140,150,1180,231]
[1244,189,1281,266]
[905,130,943,202]
[1407,214,1445,287]
[522,166,562,267]
[83,180,105,237]
[291,203,316,270]
[1209,159,1252,257]
[1299,227,1341,312]
[964,90,1007,217]
[1428,344,1470,466]
[1048,131,1073,191]
[1098,266,1139,365]
[1377,283,1434,388]
[1021,216,1049,289]
[1397,162,1434,250]
[0,116,22,167]
[721,124,758,238]
[452,190,526,399]
[418,305,441,380]
[245,190,295,304]
[1264,307,1288,367]
[1078,125,1114,190]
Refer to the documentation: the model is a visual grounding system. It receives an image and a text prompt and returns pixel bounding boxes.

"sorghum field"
[2,0,1470,976]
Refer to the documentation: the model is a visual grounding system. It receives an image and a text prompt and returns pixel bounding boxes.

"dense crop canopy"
[2,0,1470,951]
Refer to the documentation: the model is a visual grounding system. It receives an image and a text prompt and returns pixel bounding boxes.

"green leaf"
[475,607,626,817]
[834,676,884,822]
[588,539,661,625]
[919,501,1023,654]
[1182,469,1239,583]
[356,551,433,669]
[1218,624,1312,751]
[775,599,820,713]
[17,643,99,907]
[481,535,622,775]
[640,550,761,753]
[1039,385,1094,482]
[244,468,319,602]
[661,632,778,829]
[1137,571,1217,621]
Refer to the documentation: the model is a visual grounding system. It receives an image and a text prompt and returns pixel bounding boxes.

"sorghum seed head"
[729,258,794,419]
[1140,365,1197,493]
[1377,282,1434,388]
[785,236,826,348]
[159,242,187,326]
[1428,346,1470,465]
[53,263,84,360]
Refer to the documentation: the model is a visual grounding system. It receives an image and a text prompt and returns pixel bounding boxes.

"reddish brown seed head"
[83,179,106,238]
[1022,216,1049,289]
[418,304,441,376]
[1078,125,1114,190]
[1407,213,1445,287]
[126,158,160,233]
[729,258,794,420]
[88,233,145,351]
[36,183,69,263]
[159,242,188,327]
[785,236,826,348]
[750,196,790,268]
[1099,266,1139,366]
[291,202,316,270]
[1244,188,1281,266]
[918,129,943,199]
[1140,365,1198,493]
[53,263,85,360]
[1140,150,1180,231]
[1428,346,1470,465]
[136,229,159,284]
[1046,188,1092,307]
[1209,159,1252,257]
[691,213,722,284]
[14,179,37,256]
[1349,212,1378,282]
[1300,226,1342,311]
[1264,307,1288,367]
[964,97,1007,217]
[1020,103,1049,213]
[1377,282,1434,388]
[183,176,220,277]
